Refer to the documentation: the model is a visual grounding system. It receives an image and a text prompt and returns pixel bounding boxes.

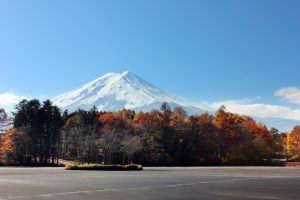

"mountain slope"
[52,71,209,114]
[52,71,299,132]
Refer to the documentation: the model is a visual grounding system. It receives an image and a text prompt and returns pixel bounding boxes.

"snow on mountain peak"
[52,71,209,114]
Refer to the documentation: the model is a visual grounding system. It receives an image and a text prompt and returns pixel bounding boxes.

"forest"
[0,99,299,166]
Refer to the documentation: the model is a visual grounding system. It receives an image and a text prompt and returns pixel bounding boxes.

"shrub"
[65,163,143,171]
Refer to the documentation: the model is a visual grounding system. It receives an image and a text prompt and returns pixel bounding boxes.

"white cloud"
[274,87,300,105]
[0,91,29,112]
[208,87,300,121]
[210,100,300,121]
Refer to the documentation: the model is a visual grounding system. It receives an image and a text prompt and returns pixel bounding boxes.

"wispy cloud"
[0,91,30,112]
[274,87,300,105]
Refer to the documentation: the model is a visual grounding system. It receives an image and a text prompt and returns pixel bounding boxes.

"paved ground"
[0,167,300,200]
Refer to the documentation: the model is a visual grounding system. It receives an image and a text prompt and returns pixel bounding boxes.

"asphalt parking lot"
[0,167,299,200]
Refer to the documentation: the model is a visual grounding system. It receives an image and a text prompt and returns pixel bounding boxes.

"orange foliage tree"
[287,126,300,158]
[0,128,29,164]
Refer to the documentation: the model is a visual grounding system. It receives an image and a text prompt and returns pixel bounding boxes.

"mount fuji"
[52,71,299,132]
[52,71,210,114]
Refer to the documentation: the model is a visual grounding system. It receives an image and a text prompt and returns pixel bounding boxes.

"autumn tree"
[188,113,217,164]
[96,130,120,164]
[159,103,175,164]
[60,109,100,163]
[120,134,143,164]
[213,106,240,162]
[0,128,29,164]
[287,126,300,159]
[134,110,164,165]
[270,128,287,158]
[240,119,273,164]
[170,107,194,165]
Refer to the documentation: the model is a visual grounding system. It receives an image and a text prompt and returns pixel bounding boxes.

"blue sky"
[0,0,299,120]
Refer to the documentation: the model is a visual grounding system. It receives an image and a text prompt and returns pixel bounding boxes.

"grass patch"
[65,163,143,171]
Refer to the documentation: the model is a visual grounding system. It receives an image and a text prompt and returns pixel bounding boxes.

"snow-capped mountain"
[52,71,299,132]
[52,71,210,114]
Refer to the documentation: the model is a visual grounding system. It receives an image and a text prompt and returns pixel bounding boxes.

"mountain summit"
[52,71,209,114]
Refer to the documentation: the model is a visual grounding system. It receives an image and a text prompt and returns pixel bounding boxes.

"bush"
[65,163,143,171]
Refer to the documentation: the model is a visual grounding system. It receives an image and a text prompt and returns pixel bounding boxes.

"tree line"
[0,99,299,166]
